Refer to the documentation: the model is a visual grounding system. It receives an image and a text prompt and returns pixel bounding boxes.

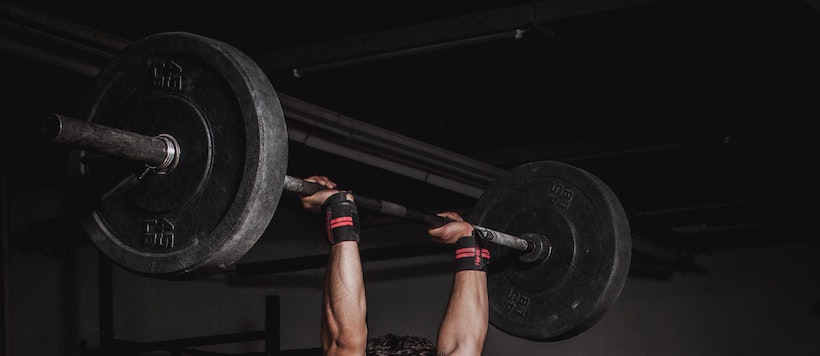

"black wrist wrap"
[322,191,360,245]
[453,232,489,272]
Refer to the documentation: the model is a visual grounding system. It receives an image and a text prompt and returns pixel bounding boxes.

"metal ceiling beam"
[253,0,666,75]
[280,94,504,196]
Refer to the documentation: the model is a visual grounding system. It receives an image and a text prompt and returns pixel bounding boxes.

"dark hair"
[366,333,436,356]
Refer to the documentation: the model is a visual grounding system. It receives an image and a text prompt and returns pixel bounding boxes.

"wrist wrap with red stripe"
[453,232,489,272]
[322,191,360,245]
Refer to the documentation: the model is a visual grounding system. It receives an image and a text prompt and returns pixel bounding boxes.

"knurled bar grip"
[42,114,531,252]
[283,176,531,252]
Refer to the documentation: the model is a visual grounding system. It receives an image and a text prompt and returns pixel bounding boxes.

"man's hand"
[301,175,344,213]
[428,211,474,244]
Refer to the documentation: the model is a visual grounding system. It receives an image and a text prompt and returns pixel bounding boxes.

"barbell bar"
[42,113,536,254]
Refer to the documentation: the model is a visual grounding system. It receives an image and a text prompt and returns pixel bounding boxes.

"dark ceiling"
[3,0,820,278]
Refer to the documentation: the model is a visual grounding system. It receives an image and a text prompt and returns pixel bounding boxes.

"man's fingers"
[436,211,463,222]
[300,176,341,214]
[304,175,337,190]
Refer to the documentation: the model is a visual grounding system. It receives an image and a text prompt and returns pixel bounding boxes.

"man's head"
[366,333,436,356]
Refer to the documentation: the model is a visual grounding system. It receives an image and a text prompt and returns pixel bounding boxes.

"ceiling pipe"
[292,29,526,76]
[0,38,101,77]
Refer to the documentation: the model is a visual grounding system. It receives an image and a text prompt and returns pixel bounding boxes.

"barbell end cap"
[145,134,180,174]
[517,232,552,264]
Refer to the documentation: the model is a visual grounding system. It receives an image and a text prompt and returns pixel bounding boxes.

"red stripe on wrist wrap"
[453,233,489,272]
[323,191,360,245]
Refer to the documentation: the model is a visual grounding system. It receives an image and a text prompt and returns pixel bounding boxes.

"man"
[299,176,489,356]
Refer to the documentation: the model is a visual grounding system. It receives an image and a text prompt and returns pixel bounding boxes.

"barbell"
[40,31,631,342]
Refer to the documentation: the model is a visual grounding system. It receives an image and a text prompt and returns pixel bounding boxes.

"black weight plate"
[471,161,631,341]
[77,32,288,279]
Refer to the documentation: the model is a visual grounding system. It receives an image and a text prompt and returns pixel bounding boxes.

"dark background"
[2,0,820,354]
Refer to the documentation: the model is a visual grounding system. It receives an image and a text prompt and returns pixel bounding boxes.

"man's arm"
[322,241,367,356]
[437,270,488,356]
[428,212,489,356]
[301,176,367,356]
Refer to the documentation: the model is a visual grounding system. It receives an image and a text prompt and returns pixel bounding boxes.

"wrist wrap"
[322,191,360,245]
[453,231,489,272]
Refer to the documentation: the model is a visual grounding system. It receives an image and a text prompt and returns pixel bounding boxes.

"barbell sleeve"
[41,114,179,173]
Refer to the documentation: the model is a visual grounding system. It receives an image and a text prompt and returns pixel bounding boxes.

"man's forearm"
[437,270,488,356]
[322,241,367,355]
